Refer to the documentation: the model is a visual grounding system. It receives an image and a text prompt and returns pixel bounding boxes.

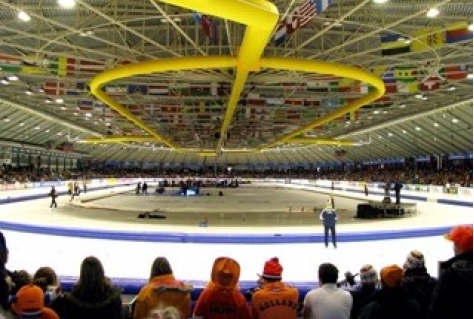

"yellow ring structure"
[89,0,385,156]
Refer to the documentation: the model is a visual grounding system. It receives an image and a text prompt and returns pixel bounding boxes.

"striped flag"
[274,0,332,46]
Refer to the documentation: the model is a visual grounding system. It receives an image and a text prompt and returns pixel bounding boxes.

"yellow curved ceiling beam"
[287,138,355,146]
[156,0,279,153]
[259,58,386,150]
[81,136,161,144]
[89,56,236,153]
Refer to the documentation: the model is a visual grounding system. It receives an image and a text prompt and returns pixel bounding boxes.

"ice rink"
[0,185,472,286]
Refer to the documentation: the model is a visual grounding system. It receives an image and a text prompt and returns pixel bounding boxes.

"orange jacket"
[193,257,251,319]
[251,281,299,319]
[133,274,192,319]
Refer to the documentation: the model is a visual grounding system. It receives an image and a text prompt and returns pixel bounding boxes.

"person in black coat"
[400,250,438,319]
[392,180,403,204]
[350,264,379,319]
[319,201,338,248]
[49,186,58,208]
[357,264,421,319]
[57,256,122,319]
[427,225,473,319]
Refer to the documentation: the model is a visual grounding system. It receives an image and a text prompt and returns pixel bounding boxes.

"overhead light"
[373,0,388,3]
[55,98,64,104]
[415,126,421,131]
[173,17,181,22]
[0,79,8,85]
[60,106,66,110]
[3,118,10,122]
[469,24,473,31]
[402,130,407,134]
[426,8,439,18]
[373,110,380,114]
[45,129,50,133]
[73,112,78,116]
[415,94,424,99]
[383,110,388,114]
[57,132,62,136]
[388,132,393,137]
[160,18,168,23]
[25,89,32,95]
[18,11,31,22]
[452,118,459,123]
[448,85,456,91]
[45,98,52,103]
[58,0,75,9]
[422,96,428,100]
[34,125,40,130]
[7,75,18,81]
[19,122,24,126]
[467,73,473,80]
[434,122,439,127]
[85,112,92,117]
[399,104,406,108]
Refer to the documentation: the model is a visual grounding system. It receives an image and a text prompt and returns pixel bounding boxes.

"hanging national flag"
[380,33,411,56]
[194,12,218,44]
[274,0,332,46]
[148,85,169,96]
[0,54,21,72]
[410,27,444,52]
[445,22,473,43]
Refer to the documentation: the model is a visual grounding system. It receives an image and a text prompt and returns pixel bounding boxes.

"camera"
[337,271,359,288]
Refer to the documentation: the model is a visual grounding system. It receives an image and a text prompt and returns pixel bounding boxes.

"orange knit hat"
[380,264,403,288]
[11,284,44,316]
[262,257,283,280]
[444,225,473,253]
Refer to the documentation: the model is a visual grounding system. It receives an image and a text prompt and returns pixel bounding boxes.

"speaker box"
[356,204,378,219]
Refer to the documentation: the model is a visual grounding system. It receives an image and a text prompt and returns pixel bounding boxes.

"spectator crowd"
[0,225,472,319]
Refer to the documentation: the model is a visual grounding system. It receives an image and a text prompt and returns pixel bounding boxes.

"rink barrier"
[0,219,453,244]
[58,276,316,300]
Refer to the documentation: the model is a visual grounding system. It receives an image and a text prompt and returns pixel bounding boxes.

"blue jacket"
[320,209,338,227]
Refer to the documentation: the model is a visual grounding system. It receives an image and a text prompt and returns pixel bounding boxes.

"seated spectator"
[10,284,59,319]
[33,267,61,308]
[193,257,251,319]
[350,264,379,319]
[251,257,299,319]
[0,232,12,318]
[303,262,352,319]
[427,225,473,319]
[9,271,31,295]
[400,250,437,319]
[357,264,421,319]
[60,256,122,319]
[133,257,192,319]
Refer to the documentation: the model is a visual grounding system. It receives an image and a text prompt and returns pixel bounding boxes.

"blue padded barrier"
[59,276,317,302]
[437,199,473,207]
[0,219,453,244]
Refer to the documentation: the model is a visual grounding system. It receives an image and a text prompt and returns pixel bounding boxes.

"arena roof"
[0,0,472,164]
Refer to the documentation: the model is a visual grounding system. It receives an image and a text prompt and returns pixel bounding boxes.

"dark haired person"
[303,263,352,319]
[49,187,58,209]
[60,256,122,319]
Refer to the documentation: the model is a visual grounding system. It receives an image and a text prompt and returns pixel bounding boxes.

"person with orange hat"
[251,257,299,319]
[427,225,473,319]
[10,284,59,319]
[357,264,421,319]
[193,257,251,319]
